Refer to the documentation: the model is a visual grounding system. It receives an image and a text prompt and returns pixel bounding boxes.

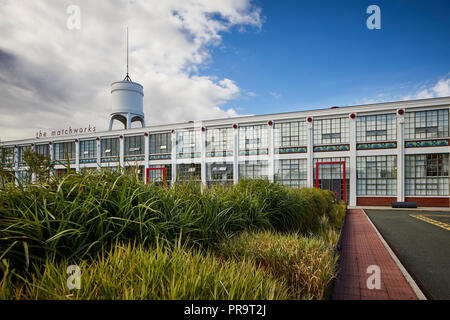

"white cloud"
[269,91,281,99]
[0,0,261,140]
[404,77,450,100]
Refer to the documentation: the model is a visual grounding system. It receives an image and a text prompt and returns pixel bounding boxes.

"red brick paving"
[332,209,418,300]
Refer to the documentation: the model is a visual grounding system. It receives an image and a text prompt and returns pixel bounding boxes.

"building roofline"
[1,96,450,146]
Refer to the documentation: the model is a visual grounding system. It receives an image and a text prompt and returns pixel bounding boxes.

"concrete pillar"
[171,131,177,183]
[119,136,125,169]
[397,112,405,202]
[75,140,80,173]
[307,119,314,187]
[349,114,357,206]
[96,138,101,170]
[201,127,207,190]
[233,124,239,185]
[268,122,275,182]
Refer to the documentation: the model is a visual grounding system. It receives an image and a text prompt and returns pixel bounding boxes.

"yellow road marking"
[410,214,450,231]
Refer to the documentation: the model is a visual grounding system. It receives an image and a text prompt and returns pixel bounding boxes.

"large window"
[150,133,172,155]
[177,130,201,158]
[275,159,307,187]
[125,136,144,156]
[54,142,76,161]
[177,163,201,182]
[101,137,120,158]
[206,128,233,155]
[313,118,349,145]
[1,147,15,165]
[405,109,449,139]
[148,164,172,184]
[239,160,268,180]
[35,144,50,158]
[18,146,32,163]
[274,121,307,148]
[357,156,397,196]
[207,162,233,186]
[239,125,269,154]
[80,140,97,159]
[405,154,449,196]
[357,114,397,142]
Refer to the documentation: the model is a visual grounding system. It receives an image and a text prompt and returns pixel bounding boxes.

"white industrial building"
[1,73,450,207]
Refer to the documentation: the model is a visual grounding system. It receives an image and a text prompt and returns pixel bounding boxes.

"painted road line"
[410,214,450,231]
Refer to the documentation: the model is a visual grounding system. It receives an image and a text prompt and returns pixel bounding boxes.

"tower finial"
[124,27,132,82]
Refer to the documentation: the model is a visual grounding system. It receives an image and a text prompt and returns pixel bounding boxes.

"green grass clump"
[218,231,338,300]
[0,170,345,273]
[1,242,291,300]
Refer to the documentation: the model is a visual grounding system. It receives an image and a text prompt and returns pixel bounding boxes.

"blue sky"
[1,0,449,140]
[204,0,450,116]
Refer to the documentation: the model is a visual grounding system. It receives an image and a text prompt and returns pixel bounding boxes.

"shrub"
[0,171,345,273]
[1,242,292,300]
[218,231,338,300]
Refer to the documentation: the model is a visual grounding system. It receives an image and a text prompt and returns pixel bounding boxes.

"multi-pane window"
[125,165,145,182]
[18,146,32,163]
[405,109,449,139]
[239,125,269,153]
[177,130,202,157]
[80,140,97,159]
[150,133,172,155]
[125,136,144,156]
[148,164,172,184]
[1,147,15,165]
[275,159,307,187]
[101,137,120,158]
[207,162,233,185]
[357,156,397,196]
[54,142,76,161]
[206,128,233,154]
[313,118,349,145]
[405,154,449,196]
[274,121,307,148]
[177,163,201,182]
[357,114,397,142]
[35,144,50,158]
[239,160,268,180]
[17,170,31,184]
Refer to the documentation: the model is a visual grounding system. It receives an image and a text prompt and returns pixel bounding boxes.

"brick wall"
[357,197,397,206]
[405,197,450,207]
[356,196,450,207]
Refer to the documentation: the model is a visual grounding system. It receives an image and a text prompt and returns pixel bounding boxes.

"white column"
[201,128,207,190]
[96,138,101,170]
[349,114,357,206]
[307,119,314,187]
[268,122,275,182]
[49,142,54,177]
[144,133,150,182]
[171,131,177,183]
[14,146,19,186]
[397,113,405,202]
[75,140,80,173]
[119,136,125,169]
[127,113,132,129]
[233,125,239,185]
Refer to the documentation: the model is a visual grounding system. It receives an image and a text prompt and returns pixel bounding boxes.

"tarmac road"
[365,209,450,300]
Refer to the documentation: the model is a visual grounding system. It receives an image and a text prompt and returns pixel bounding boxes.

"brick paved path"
[332,209,418,300]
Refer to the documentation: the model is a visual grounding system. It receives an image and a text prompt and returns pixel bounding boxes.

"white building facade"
[2,96,450,207]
